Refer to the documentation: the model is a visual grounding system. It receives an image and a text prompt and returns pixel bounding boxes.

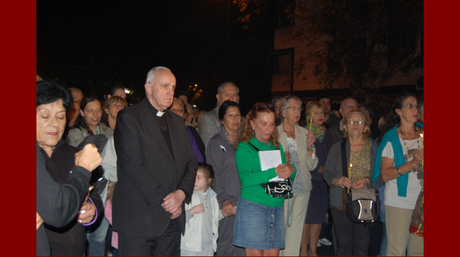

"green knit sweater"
[236,137,297,207]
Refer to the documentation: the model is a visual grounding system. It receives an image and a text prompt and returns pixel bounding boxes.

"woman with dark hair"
[206,100,245,256]
[276,96,318,256]
[105,84,127,100]
[324,110,381,256]
[36,81,103,256]
[68,96,113,147]
[233,103,296,256]
[102,96,128,130]
[372,94,424,256]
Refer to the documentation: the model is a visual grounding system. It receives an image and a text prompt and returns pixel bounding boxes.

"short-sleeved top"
[382,138,423,209]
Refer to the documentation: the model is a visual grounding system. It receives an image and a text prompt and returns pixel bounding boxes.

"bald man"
[324,97,358,158]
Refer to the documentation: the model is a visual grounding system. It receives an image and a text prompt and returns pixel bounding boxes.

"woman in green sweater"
[233,103,296,256]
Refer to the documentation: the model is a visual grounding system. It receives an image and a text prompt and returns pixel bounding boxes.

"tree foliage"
[234,0,423,103]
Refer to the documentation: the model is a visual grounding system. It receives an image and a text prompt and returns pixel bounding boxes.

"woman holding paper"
[372,94,424,256]
[323,110,380,256]
[206,100,245,256]
[233,102,296,256]
[276,96,318,256]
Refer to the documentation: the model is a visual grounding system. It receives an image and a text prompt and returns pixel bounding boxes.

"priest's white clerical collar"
[156,110,165,117]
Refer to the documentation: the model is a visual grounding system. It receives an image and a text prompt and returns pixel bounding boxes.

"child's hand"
[190,203,205,216]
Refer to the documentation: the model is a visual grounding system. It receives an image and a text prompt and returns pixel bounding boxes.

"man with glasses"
[324,97,358,158]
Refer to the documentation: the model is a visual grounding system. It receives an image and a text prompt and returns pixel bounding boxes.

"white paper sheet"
[259,150,282,171]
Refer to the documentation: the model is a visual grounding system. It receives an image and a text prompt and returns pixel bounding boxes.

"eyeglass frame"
[401,103,421,110]
[347,120,366,125]
[285,106,303,112]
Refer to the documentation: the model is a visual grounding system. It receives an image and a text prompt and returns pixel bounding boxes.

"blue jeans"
[87,217,110,256]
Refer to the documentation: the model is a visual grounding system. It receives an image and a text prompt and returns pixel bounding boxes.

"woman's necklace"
[399,127,420,151]
[283,125,295,137]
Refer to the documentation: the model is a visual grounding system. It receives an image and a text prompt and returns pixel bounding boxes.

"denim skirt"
[233,197,285,250]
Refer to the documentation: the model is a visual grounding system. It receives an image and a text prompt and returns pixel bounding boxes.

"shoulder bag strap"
[248,142,260,152]
[341,140,348,178]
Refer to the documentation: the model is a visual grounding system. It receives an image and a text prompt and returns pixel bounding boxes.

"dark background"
[37,0,279,115]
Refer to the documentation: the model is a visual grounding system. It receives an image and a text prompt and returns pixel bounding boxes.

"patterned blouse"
[284,133,304,194]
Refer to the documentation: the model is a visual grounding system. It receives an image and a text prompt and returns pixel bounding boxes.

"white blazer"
[277,125,318,192]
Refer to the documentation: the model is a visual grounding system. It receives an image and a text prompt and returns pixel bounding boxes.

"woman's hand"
[334,176,352,189]
[36,212,44,230]
[412,148,424,166]
[285,151,292,164]
[318,166,324,174]
[306,130,316,149]
[275,164,295,179]
[77,201,96,224]
[351,178,370,189]
[226,134,238,144]
[222,200,236,217]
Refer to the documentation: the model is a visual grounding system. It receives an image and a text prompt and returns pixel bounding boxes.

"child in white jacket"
[181,163,224,256]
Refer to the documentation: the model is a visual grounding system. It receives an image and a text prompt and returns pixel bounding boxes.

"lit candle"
[309,111,314,130]
[420,133,424,166]
[348,163,352,194]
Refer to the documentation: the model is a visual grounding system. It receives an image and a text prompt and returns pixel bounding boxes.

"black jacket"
[113,98,197,237]
[40,139,103,256]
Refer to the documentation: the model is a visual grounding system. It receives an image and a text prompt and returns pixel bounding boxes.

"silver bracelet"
[396,166,402,176]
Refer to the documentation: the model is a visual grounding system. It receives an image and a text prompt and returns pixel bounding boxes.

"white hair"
[217,81,239,94]
[146,66,171,84]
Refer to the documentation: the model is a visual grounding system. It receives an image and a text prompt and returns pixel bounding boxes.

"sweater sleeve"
[36,142,92,228]
[206,136,229,206]
[236,143,296,186]
[323,142,341,188]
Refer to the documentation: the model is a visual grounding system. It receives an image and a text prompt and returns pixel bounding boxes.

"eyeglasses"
[347,120,365,125]
[286,106,303,112]
[401,103,421,110]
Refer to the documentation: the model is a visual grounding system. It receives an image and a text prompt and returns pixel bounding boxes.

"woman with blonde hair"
[300,101,328,256]
[102,96,128,130]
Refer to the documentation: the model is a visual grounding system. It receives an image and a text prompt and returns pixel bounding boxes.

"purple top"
[187,126,204,163]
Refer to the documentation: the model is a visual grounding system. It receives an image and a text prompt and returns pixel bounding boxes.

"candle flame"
[420,133,423,138]
[349,163,352,168]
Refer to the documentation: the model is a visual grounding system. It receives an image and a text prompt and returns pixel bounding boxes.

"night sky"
[37,0,277,113]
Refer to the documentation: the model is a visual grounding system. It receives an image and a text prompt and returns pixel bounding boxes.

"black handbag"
[341,140,380,224]
[262,177,294,199]
[249,142,294,199]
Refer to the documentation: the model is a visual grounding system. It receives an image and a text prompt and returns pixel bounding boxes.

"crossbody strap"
[341,140,348,178]
[248,142,260,152]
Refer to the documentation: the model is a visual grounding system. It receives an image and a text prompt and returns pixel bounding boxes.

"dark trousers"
[118,219,181,256]
[216,216,245,256]
[331,207,370,256]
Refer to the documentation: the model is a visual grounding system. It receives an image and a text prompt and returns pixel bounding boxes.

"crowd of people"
[36,66,424,256]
